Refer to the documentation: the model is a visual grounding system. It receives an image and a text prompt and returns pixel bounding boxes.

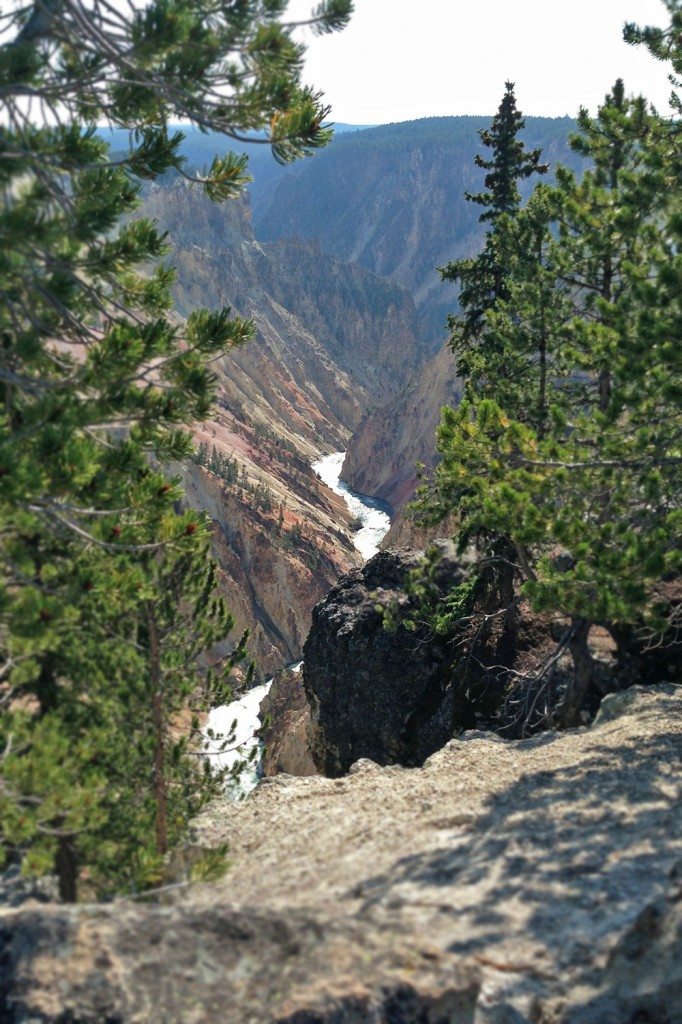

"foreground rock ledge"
[1,685,680,1023]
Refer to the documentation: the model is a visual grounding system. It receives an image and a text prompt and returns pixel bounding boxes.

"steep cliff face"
[342,341,462,513]
[258,666,317,778]
[178,460,357,674]
[136,180,429,674]
[142,182,428,421]
[129,116,579,673]
[256,116,581,345]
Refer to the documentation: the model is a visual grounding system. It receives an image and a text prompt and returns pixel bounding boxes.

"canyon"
[135,115,585,679]
[138,175,426,673]
[2,111,680,1024]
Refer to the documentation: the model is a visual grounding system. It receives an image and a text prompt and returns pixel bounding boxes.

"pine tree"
[0,0,353,898]
[434,84,549,642]
[423,61,680,731]
[440,81,548,373]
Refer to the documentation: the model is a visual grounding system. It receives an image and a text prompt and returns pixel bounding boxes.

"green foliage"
[0,0,351,898]
[624,0,682,114]
[195,442,241,484]
[383,545,479,637]
[464,81,548,223]
[419,30,681,728]
[440,84,549,379]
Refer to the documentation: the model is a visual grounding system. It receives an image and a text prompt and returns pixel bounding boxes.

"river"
[203,450,392,797]
[311,451,392,561]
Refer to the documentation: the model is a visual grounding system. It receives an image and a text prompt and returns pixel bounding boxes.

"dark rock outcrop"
[303,545,471,776]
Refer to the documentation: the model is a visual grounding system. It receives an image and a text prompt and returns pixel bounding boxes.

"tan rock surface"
[2,686,679,1022]
[259,666,318,777]
[342,342,462,513]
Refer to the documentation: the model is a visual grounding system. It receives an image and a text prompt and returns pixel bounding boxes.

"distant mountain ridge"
[256,114,581,347]
[99,122,375,213]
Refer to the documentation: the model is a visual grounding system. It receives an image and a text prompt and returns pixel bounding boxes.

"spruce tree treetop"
[465,81,548,223]
[420,41,680,735]
[440,81,549,375]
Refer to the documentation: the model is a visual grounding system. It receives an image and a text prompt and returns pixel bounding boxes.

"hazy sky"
[288,0,673,124]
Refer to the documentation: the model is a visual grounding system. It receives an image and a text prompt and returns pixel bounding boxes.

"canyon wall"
[341,341,462,512]
[256,116,581,346]
[255,116,583,526]
[137,180,428,673]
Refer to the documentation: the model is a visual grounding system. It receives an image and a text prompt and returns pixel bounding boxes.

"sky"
[287,0,674,124]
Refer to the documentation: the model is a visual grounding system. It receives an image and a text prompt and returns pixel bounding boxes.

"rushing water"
[312,451,392,560]
[203,663,302,799]
[203,450,392,798]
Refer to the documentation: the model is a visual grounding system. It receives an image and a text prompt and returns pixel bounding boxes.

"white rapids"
[203,662,302,799]
[312,451,392,560]
[203,449,392,799]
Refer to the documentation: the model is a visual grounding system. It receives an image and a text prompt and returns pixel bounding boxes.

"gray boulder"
[560,863,682,1024]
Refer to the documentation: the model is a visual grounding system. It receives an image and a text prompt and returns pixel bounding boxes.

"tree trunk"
[147,605,168,857]
[498,542,519,653]
[55,834,78,903]
[35,656,59,715]
[558,618,594,728]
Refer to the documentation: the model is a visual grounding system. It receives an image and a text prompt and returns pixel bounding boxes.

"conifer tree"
[465,81,549,223]
[0,0,353,898]
[440,81,548,370]
[435,84,548,639]
[423,57,680,731]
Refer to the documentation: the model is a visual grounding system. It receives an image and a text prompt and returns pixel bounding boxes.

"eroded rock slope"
[342,341,462,514]
[136,180,430,672]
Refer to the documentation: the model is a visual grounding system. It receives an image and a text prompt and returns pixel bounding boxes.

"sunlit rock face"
[3,686,680,1022]
[258,664,317,779]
